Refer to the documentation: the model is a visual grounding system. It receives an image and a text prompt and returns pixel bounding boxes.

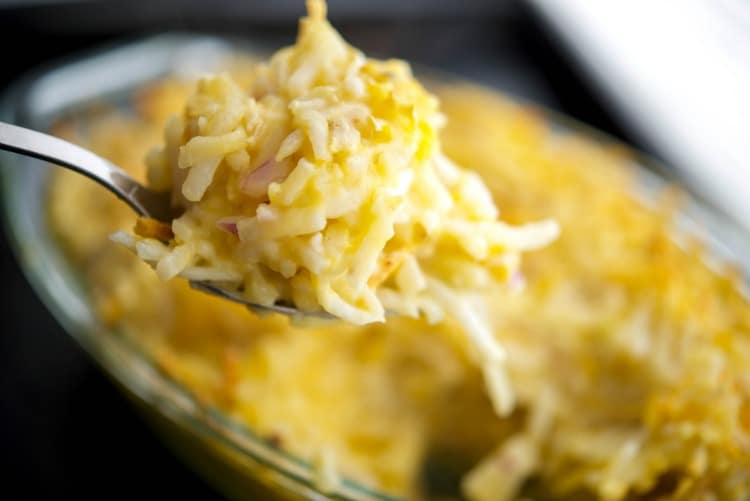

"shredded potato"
[116,0,558,418]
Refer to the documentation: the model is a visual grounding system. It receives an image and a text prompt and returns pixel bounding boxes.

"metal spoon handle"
[0,121,173,221]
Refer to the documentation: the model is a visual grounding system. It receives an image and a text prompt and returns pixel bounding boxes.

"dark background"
[0,1,641,498]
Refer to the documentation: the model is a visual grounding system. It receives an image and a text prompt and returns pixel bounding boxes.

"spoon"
[0,121,333,319]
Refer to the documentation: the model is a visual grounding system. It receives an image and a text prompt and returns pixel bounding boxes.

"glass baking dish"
[2,34,750,501]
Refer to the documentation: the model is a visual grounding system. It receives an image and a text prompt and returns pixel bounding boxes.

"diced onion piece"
[239,159,292,198]
[216,218,239,236]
